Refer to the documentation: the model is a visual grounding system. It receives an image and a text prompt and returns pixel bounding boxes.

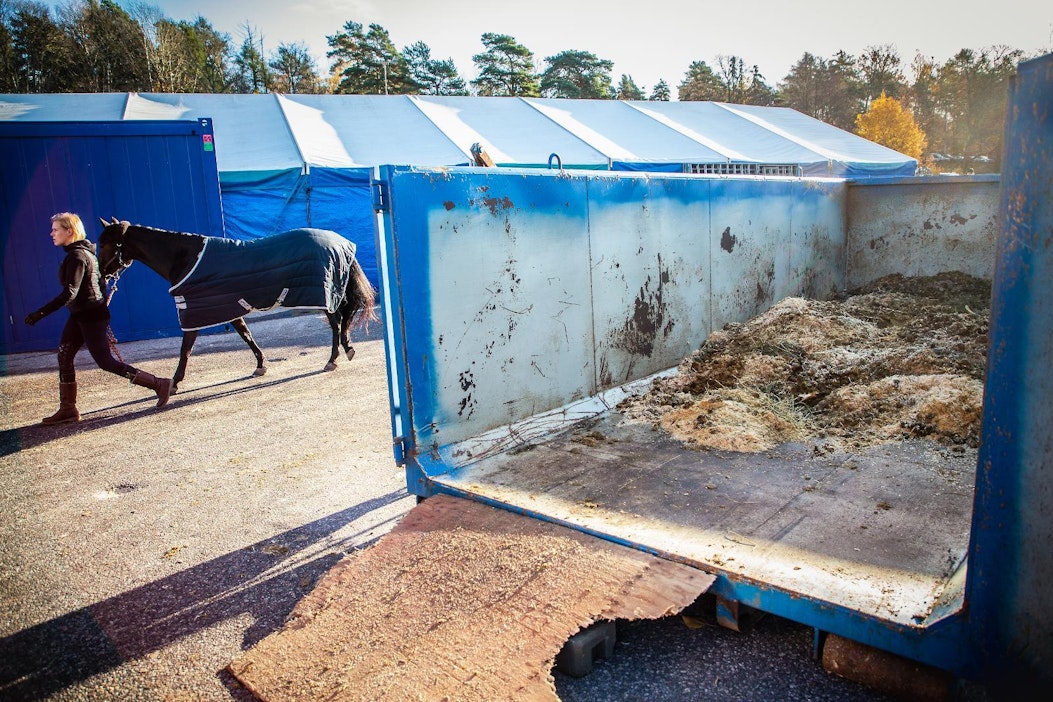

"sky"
[150,0,1052,94]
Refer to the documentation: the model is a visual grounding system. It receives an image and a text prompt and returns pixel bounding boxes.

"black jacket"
[32,240,110,322]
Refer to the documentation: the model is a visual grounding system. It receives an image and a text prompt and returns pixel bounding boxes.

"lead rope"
[107,324,125,364]
[103,247,125,362]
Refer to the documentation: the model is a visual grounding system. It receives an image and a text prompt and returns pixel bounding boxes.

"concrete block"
[555,620,617,678]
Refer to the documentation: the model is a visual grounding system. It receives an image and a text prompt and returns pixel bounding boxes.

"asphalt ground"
[1,311,963,701]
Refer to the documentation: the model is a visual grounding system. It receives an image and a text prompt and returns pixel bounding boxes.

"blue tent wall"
[220,168,378,289]
[0,120,224,354]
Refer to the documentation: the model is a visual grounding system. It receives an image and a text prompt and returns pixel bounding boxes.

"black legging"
[57,316,136,383]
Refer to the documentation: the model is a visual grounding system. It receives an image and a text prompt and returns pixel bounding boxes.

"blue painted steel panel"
[585,175,714,386]
[375,167,594,453]
[374,167,845,476]
[966,53,1053,689]
[1,120,224,354]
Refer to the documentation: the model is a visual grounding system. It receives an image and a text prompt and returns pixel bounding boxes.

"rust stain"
[481,196,514,216]
[443,201,456,211]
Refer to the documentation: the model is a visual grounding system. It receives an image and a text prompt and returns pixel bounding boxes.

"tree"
[906,53,942,154]
[6,0,72,92]
[185,17,231,92]
[933,46,1021,166]
[471,32,538,97]
[778,50,862,130]
[824,50,864,129]
[778,52,826,116]
[327,20,408,94]
[268,41,321,94]
[59,0,151,92]
[615,74,644,100]
[857,43,905,109]
[148,18,196,91]
[147,16,232,93]
[403,40,467,95]
[539,49,614,99]
[649,79,670,101]
[743,64,776,105]
[0,1,13,91]
[855,92,926,159]
[677,59,723,101]
[715,55,748,102]
[231,24,267,93]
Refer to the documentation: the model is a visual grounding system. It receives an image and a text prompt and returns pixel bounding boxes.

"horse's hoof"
[253,367,266,377]
[346,347,356,361]
[324,362,337,372]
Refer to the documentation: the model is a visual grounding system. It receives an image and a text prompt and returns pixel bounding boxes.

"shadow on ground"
[0,490,406,701]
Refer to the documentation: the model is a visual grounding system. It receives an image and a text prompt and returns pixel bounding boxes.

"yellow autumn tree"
[855,92,927,159]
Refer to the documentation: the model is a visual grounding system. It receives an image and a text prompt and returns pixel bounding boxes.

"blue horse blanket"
[169,228,357,331]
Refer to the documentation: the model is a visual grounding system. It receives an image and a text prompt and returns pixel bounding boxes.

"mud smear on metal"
[610,255,673,358]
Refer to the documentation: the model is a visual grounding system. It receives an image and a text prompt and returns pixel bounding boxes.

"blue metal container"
[1,119,224,354]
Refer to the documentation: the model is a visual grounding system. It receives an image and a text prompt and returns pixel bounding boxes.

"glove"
[25,310,45,326]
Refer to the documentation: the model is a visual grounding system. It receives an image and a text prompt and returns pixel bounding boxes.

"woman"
[24,212,170,425]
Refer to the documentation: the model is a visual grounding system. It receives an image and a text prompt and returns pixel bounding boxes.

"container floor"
[436,410,976,627]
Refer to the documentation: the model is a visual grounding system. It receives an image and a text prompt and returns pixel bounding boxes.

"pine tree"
[539,49,614,99]
[471,33,538,97]
[616,74,644,100]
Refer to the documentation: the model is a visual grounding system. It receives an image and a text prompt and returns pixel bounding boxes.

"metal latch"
[372,182,388,213]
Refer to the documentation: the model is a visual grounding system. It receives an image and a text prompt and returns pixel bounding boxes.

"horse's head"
[97,216,132,279]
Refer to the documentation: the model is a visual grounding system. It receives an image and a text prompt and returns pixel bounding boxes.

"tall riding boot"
[42,381,80,425]
[131,370,171,408]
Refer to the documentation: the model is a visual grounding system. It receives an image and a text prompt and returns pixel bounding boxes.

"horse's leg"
[172,331,198,392]
[324,312,340,371]
[339,301,355,361]
[230,317,266,377]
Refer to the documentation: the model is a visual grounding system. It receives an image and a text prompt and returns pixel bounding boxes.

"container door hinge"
[372,182,389,213]
[392,435,407,466]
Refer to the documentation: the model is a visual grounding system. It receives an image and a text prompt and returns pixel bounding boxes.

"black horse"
[97,218,377,392]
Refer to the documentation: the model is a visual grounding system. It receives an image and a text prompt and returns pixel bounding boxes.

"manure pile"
[619,272,991,453]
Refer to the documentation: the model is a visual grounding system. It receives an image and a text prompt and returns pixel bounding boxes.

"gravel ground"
[1,312,413,701]
[2,311,943,701]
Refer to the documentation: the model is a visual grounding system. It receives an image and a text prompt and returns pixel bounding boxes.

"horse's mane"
[128,223,209,241]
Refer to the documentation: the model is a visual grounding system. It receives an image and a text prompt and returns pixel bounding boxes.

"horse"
[97,217,378,392]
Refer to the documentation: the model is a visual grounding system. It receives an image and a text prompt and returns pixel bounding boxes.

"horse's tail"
[347,258,379,331]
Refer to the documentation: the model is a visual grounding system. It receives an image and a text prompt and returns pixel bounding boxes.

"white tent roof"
[0,92,917,178]
[527,98,728,165]
[280,94,469,169]
[413,95,611,167]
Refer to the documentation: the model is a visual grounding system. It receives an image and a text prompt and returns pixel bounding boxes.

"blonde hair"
[51,212,86,242]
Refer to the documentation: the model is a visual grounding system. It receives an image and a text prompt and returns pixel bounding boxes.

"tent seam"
[405,95,475,164]
[520,98,618,169]
[623,102,742,162]
[274,93,310,175]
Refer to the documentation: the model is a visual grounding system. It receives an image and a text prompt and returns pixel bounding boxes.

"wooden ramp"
[228,494,713,701]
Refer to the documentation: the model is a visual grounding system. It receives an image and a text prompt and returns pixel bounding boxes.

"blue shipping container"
[1,119,225,354]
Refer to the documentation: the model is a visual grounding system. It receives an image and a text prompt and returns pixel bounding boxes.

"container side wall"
[846,176,1000,289]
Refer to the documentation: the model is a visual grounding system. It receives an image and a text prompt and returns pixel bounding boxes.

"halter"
[102,242,131,304]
